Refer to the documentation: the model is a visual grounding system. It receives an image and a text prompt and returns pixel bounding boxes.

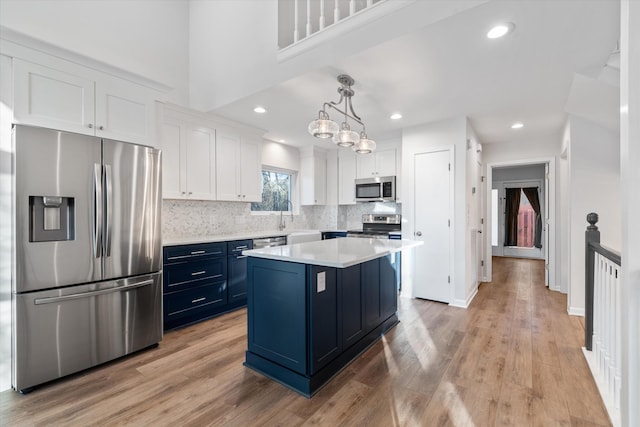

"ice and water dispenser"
[29,195,75,242]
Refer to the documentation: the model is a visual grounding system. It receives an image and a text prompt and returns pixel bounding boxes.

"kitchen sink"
[286,230,322,244]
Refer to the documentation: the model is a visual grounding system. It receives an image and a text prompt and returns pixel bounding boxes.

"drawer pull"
[234,245,248,251]
[191,271,207,276]
[192,297,206,303]
[191,250,206,255]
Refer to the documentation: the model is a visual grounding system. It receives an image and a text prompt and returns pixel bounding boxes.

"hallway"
[0,258,611,426]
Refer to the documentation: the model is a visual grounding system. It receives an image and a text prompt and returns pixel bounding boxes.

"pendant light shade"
[332,122,358,147]
[307,74,375,153]
[308,111,339,138]
[352,132,376,154]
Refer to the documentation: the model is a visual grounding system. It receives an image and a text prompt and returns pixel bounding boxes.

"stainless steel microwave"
[355,176,396,202]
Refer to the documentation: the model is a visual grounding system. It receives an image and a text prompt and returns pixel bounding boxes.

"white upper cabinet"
[159,116,216,200]
[356,148,397,179]
[215,128,262,202]
[13,59,155,146]
[300,147,326,205]
[338,151,357,205]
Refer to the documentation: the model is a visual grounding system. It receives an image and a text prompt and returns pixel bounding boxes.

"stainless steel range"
[347,214,401,239]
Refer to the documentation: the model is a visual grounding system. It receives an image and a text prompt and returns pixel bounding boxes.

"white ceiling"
[212,0,620,149]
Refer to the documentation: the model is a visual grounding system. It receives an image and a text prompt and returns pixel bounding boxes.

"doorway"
[486,159,556,289]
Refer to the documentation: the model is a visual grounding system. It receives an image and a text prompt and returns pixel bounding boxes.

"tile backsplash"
[162,199,401,238]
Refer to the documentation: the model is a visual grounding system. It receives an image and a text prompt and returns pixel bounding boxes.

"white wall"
[493,164,545,182]
[465,121,482,296]
[262,139,300,171]
[620,2,640,424]
[402,116,470,306]
[567,115,620,316]
[0,0,190,104]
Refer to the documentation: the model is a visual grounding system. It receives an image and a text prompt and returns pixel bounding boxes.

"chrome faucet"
[278,200,294,231]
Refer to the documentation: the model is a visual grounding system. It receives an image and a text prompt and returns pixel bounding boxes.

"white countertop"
[242,237,422,268]
[163,229,330,246]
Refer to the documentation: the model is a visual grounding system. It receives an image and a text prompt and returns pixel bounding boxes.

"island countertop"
[242,237,422,268]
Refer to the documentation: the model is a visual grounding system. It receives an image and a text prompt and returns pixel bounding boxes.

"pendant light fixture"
[308,74,376,153]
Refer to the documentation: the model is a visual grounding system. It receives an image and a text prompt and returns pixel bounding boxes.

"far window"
[251,169,293,212]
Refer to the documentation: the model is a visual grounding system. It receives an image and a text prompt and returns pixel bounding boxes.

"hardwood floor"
[0,257,611,426]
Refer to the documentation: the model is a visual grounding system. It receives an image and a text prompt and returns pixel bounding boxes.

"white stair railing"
[584,213,622,426]
[279,0,386,50]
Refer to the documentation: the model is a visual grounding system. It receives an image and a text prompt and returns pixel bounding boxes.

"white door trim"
[486,157,557,290]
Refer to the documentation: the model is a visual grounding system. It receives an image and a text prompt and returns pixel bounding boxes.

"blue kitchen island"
[242,237,422,397]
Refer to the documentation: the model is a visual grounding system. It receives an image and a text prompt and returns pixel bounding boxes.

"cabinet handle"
[98,125,104,130]
[88,124,93,129]
[237,194,241,198]
[191,271,207,276]
[234,246,248,250]
[188,192,193,195]
[190,250,205,255]
[242,195,246,198]
[192,297,206,303]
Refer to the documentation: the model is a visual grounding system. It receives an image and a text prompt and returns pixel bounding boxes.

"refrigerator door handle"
[93,163,102,258]
[104,164,113,257]
[33,279,154,305]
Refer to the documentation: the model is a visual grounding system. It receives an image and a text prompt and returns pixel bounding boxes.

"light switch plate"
[317,271,326,293]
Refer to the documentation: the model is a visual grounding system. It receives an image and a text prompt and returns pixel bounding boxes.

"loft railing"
[584,212,622,426]
[278,0,385,50]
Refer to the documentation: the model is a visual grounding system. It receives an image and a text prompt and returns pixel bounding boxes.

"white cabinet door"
[95,77,155,146]
[240,137,262,202]
[356,154,376,179]
[355,148,396,178]
[185,126,216,200]
[376,148,397,177]
[159,121,186,199]
[13,59,95,135]
[301,152,326,205]
[338,152,357,205]
[215,130,241,201]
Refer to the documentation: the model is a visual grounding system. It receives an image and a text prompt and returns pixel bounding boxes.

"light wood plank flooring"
[0,257,611,426]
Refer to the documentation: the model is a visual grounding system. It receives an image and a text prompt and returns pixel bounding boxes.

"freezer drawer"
[13,272,162,392]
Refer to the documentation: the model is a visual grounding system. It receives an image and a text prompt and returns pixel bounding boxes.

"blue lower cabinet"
[309,265,340,374]
[163,239,252,331]
[247,258,308,374]
[244,256,398,397]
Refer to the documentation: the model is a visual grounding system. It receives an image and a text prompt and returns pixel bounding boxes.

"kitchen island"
[242,238,422,397]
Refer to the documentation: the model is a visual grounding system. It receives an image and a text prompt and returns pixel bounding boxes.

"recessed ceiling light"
[390,113,402,120]
[487,23,515,39]
[253,106,266,114]
[511,122,524,129]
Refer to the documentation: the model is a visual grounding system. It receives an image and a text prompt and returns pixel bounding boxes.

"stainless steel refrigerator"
[12,125,163,393]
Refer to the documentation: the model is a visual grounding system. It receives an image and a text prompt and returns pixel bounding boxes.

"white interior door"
[413,149,452,303]
[544,163,550,285]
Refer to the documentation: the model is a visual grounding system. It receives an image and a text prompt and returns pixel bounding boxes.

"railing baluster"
[334,0,340,22]
[614,264,621,409]
[306,0,312,37]
[319,0,326,30]
[349,0,356,16]
[367,0,373,6]
[294,0,299,43]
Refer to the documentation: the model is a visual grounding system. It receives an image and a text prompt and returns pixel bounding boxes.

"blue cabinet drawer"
[164,258,227,292]
[163,242,226,264]
[227,239,253,255]
[164,282,227,319]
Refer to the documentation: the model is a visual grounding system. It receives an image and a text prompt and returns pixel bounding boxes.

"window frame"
[250,166,299,215]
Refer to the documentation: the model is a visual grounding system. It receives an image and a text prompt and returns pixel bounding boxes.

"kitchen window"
[251,168,296,213]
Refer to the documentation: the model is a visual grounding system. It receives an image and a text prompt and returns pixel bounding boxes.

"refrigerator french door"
[12,125,162,392]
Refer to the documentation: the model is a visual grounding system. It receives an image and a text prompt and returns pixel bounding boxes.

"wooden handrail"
[588,241,622,266]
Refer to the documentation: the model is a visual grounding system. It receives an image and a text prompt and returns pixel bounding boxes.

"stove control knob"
[415,231,422,237]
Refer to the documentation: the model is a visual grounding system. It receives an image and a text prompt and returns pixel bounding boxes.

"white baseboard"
[568,306,585,316]
[449,287,478,309]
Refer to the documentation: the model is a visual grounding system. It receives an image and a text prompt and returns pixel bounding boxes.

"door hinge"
[448,219,451,227]
[448,163,451,171]
[447,276,451,283]
[481,260,484,267]
[481,176,485,182]
[481,218,484,224]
